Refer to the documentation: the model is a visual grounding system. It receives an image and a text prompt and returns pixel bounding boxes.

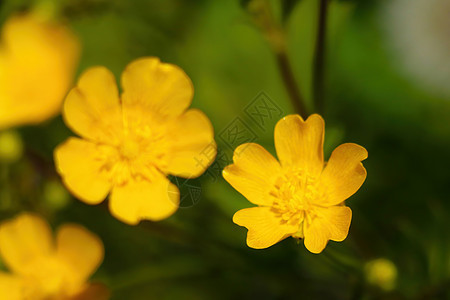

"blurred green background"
[1,0,450,299]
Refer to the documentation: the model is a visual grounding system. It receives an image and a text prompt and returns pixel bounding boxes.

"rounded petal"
[121,57,193,118]
[223,143,281,206]
[0,213,53,275]
[274,114,324,176]
[164,109,216,178]
[109,177,180,225]
[71,283,110,300]
[317,143,368,206]
[63,67,122,143]
[303,206,352,254]
[0,272,25,300]
[56,224,104,286]
[233,207,298,249]
[54,137,112,204]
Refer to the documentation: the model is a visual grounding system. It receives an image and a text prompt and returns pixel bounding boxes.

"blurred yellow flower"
[55,57,216,224]
[365,258,398,291]
[0,12,79,130]
[223,114,367,253]
[0,213,109,300]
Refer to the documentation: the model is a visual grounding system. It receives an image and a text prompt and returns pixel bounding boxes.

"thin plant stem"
[275,50,309,119]
[247,0,309,118]
[313,0,329,115]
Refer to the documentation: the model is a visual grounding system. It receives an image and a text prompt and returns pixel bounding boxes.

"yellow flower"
[0,12,80,130]
[365,258,398,291]
[54,57,216,224]
[223,114,367,253]
[0,213,109,300]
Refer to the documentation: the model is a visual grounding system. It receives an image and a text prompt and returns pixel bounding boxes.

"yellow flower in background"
[223,114,367,253]
[55,57,216,224]
[0,12,79,130]
[0,213,109,300]
[365,258,398,291]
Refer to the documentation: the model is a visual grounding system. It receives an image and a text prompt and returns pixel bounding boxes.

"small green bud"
[0,130,24,163]
[365,258,398,291]
[43,180,71,210]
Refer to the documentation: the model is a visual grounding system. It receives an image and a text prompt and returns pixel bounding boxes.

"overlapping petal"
[56,224,104,286]
[121,57,193,118]
[303,206,352,254]
[165,109,216,178]
[0,214,108,299]
[0,213,53,275]
[54,137,112,204]
[274,114,324,176]
[223,143,281,206]
[317,143,368,206]
[233,207,298,249]
[63,67,122,143]
[109,176,180,225]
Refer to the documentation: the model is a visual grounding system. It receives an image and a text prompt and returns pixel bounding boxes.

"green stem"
[275,50,309,119]
[247,0,309,118]
[313,0,329,115]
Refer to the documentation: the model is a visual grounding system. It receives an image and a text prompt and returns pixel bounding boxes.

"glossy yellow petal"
[54,137,112,204]
[56,224,104,286]
[71,283,110,300]
[0,13,79,129]
[109,177,180,225]
[233,207,298,249]
[274,114,324,176]
[317,143,368,206]
[223,143,281,206]
[0,213,53,275]
[303,206,352,254]
[63,67,122,143]
[121,57,193,118]
[0,272,24,300]
[164,109,216,178]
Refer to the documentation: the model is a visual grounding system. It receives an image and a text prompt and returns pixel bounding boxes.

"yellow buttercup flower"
[0,213,109,300]
[223,114,367,253]
[55,57,216,224]
[0,12,79,130]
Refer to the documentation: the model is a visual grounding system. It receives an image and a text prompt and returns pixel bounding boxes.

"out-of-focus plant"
[0,213,109,299]
[365,258,398,291]
[244,0,309,118]
[0,130,23,164]
[0,10,79,130]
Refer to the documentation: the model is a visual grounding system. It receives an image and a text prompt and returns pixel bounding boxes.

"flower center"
[22,256,78,299]
[119,138,141,160]
[270,169,319,228]
[96,110,170,186]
